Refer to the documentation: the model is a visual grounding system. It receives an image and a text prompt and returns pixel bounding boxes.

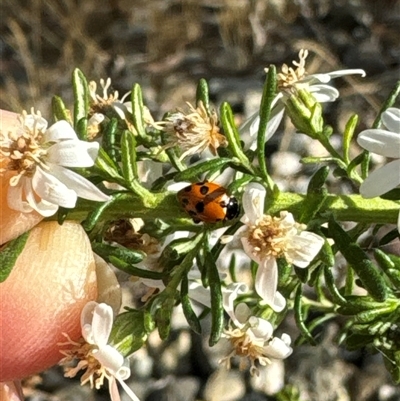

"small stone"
[204,368,245,401]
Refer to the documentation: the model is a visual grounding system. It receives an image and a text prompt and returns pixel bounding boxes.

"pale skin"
[0,110,99,399]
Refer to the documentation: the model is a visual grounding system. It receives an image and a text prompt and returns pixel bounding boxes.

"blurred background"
[1,0,400,400]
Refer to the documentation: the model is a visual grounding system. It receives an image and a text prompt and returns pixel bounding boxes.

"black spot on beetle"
[195,201,205,213]
[200,185,209,195]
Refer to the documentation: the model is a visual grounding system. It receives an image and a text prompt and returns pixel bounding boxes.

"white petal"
[265,105,285,142]
[248,316,273,339]
[305,69,366,84]
[116,376,141,401]
[93,344,124,373]
[254,257,278,307]
[241,182,266,223]
[357,129,400,158]
[382,108,400,133]
[25,177,59,217]
[23,113,48,133]
[246,104,285,151]
[264,336,293,359]
[270,291,286,313]
[88,113,105,126]
[112,102,131,120]
[222,282,249,327]
[240,111,258,138]
[32,166,77,208]
[116,359,131,381]
[91,303,114,347]
[80,301,99,342]
[43,120,78,142]
[359,159,400,198]
[46,140,99,167]
[187,282,211,308]
[109,377,122,401]
[7,178,34,213]
[137,160,163,186]
[234,302,252,325]
[280,333,292,347]
[47,164,110,201]
[288,231,325,268]
[309,84,339,102]
[325,69,366,79]
[397,209,400,234]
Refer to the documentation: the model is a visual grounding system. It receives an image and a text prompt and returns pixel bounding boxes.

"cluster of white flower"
[2,48,399,399]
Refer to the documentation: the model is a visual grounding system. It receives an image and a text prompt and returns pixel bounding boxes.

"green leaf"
[181,275,202,334]
[328,218,388,302]
[82,193,119,232]
[196,78,210,115]
[131,83,147,139]
[207,252,224,346]
[343,114,358,164]
[109,310,148,357]
[374,249,400,287]
[109,256,164,279]
[92,242,146,265]
[0,231,30,282]
[324,265,347,305]
[121,130,138,185]
[51,96,72,123]
[72,68,89,139]
[299,166,329,223]
[102,118,119,163]
[173,158,231,182]
[75,117,88,141]
[95,148,124,182]
[294,284,316,345]
[257,65,277,182]
[373,80,400,129]
[348,151,368,178]
[220,102,251,169]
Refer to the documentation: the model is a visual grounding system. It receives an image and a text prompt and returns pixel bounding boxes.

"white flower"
[159,101,227,160]
[0,110,110,216]
[89,77,131,120]
[241,49,366,149]
[221,283,292,375]
[357,107,400,233]
[357,108,400,198]
[239,183,324,311]
[59,301,140,401]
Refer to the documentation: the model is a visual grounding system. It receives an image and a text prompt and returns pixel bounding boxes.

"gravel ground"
[1,1,400,400]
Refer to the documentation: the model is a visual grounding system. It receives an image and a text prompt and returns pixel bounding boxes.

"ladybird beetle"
[177,182,240,223]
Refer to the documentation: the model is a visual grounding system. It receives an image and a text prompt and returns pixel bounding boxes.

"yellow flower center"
[275,49,309,91]
[59,334,111,390]
[161,101,227,159]
[220,327,271,376]
[0,111,47,184]
[245,212,305,262]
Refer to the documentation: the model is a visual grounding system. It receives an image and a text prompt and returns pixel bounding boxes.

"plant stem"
[48,192,399,225]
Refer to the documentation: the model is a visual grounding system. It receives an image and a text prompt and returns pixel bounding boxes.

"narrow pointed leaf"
[196,78,210,115]
[174,158,231,182]
[121,130,138,184]
[328,218,388,302]
[72,68,89,139]
[52,96,72,123]
[131,83,146,139]
[0,231,30,282]
[343,115,358,164]
[257,65,277,182]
